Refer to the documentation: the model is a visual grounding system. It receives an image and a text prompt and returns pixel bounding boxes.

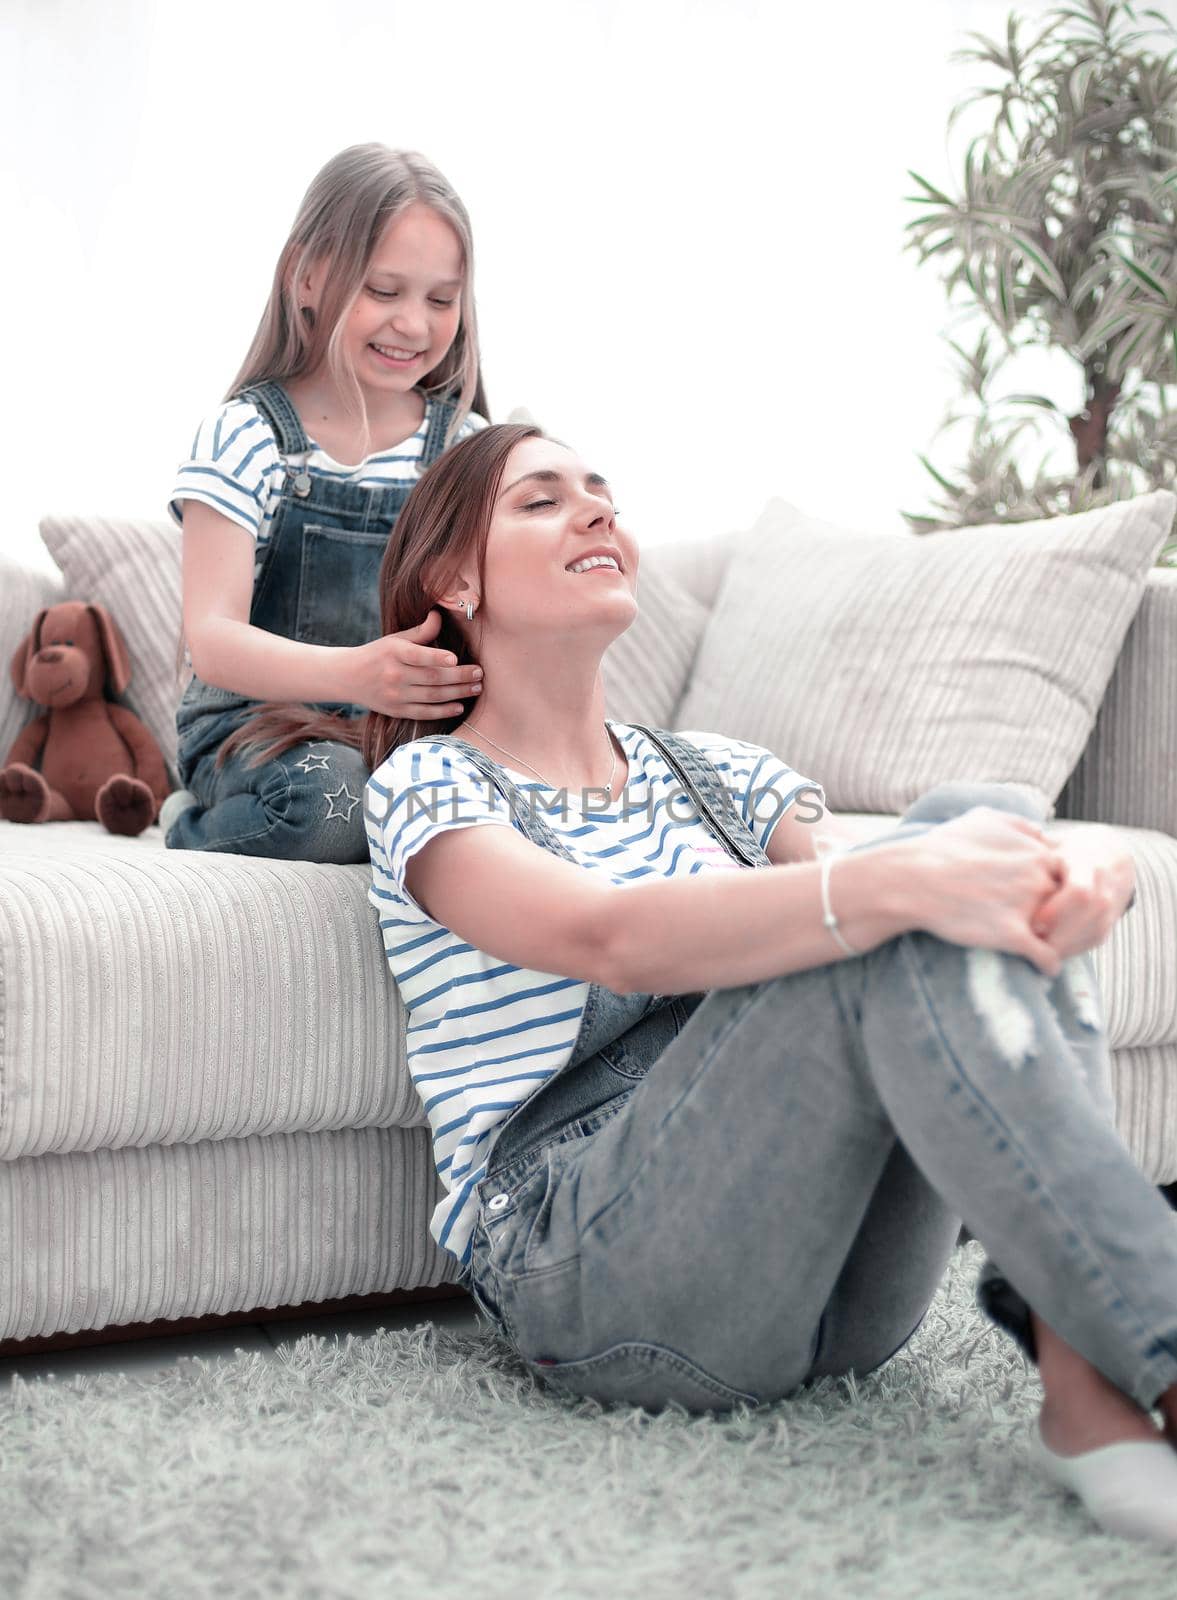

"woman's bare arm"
[404,804,1085,996]
[763,799,882,864]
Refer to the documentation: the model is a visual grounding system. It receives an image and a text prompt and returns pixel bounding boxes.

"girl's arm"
[181,502,480,713]
[404,804,1079,996]
[182,503,349,701]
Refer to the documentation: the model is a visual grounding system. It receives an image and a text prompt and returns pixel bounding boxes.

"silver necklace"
[464,722,618,798]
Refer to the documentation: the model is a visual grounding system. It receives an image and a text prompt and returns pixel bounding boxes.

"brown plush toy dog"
[1,601,171,835]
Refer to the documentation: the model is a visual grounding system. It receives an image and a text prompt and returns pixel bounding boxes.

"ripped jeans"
[465,782,1177,1414]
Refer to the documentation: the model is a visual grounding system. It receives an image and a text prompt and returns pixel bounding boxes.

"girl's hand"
[907,807,1067,975]
[345,609,483,719]
[1029,827,1135,960]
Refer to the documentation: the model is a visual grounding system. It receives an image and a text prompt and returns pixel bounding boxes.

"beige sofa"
[2,494,1175,1347]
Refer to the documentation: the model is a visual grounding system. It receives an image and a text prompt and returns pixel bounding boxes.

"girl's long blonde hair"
[230,143,487,438]
[214,423,539,773]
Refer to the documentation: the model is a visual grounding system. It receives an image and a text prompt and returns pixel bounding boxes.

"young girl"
[161,144,487,863]
[361,421,1177,1547]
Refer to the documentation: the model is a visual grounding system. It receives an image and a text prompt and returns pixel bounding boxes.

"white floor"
[0,1296,484,1386]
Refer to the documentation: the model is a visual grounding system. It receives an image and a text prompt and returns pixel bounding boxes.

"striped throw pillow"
[677,490,1177,813]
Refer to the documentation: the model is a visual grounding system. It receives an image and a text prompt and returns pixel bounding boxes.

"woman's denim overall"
[166,382,456,863]
[439,731,1177,1417]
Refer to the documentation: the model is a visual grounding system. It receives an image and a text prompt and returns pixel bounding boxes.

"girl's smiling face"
[309,201,465,396]
[477,435,640,638]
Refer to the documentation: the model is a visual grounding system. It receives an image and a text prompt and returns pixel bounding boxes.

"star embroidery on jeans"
[294,749,331,774]
[324,782,360,823]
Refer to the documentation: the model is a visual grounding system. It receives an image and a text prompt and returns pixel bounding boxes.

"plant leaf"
[996,392,1067,414]
[1068,57,1099,108]
[1076,306,1144,356]
[1114,249,1173,301]
[1070,256,1117,305]
[905,169,954,206]
[971,218,1069,300]
[1110,316,1160,378]
[917,454,968,495]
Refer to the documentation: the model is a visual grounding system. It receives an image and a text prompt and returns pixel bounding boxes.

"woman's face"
[479,436,639,640]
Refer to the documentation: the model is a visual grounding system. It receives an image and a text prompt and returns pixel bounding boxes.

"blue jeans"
[166,704,369,863]
[466,783,1177,1414]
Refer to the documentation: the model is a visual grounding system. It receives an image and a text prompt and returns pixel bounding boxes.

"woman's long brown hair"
[214,423,541,772]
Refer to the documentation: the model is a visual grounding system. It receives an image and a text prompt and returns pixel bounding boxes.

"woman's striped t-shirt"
[365,722,823,1271]
[169,394,488,580]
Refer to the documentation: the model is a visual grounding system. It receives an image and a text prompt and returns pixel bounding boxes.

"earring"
[465,600,476,621]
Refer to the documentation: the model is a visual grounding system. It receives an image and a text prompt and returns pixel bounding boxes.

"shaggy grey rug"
[2,1243,1174,1599]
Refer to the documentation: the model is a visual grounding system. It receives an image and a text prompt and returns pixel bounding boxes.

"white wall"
[4,0,1173,578]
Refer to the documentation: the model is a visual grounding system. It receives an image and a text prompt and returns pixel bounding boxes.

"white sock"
[1031,1417,1177,1544]
[158,788,198,833]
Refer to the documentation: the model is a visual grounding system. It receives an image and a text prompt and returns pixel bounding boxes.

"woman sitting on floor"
[360,421,1177,1548]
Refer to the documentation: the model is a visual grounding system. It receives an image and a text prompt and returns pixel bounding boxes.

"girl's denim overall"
[167,382,456,863]
[440,728,1177,1417]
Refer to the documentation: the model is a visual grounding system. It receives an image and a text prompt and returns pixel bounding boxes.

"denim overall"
[167,382,457,863]
[428,719,764,1169]
[429,743,1177,1420]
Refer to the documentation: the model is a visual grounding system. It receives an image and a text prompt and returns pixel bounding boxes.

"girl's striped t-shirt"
[364,722,823,1270]
[169,395,487,580]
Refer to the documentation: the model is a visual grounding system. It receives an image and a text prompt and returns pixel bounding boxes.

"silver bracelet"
[819,852,861,958]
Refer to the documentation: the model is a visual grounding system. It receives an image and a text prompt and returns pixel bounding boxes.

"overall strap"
[626,723,772,869]
[420,397,459,467]
[239,381,312,455]
[427,735,578,863]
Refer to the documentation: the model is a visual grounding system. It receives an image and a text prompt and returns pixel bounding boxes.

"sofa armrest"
[1056,568,1177,834]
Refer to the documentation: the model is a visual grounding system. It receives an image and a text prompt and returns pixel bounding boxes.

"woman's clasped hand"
[1031,824,1135,961]
[900,808,1134,977]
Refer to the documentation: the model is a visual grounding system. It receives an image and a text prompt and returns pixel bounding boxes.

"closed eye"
[367,288,456,306]
[522,497,623,518]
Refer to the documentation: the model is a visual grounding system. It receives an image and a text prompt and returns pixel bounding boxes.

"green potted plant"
[904,0,1177,561]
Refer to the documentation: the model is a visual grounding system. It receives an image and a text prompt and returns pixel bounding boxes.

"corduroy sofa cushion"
[0,820,420,1161]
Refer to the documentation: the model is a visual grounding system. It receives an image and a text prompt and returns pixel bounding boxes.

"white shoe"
[1031,1416,1177,1544]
